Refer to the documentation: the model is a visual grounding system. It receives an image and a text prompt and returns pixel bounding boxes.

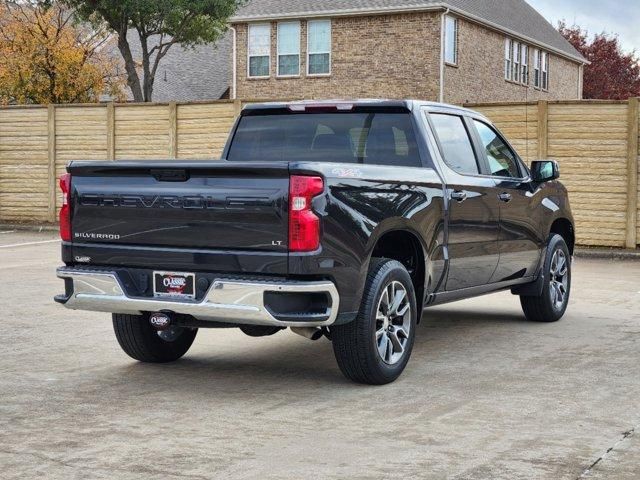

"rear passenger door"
[427,112,500,291]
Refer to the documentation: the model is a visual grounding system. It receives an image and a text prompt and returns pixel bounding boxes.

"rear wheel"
[332,258,417,385]
[520,234,571,322]
[112,313,198,363]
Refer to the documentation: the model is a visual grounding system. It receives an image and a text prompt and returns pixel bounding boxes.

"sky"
[527,0,639,54]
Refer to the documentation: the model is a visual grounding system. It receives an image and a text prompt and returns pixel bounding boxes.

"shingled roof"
[231,0,585,63]
[126,31,231,102]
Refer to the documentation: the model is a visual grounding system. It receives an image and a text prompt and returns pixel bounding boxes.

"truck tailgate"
[68,161,289,252]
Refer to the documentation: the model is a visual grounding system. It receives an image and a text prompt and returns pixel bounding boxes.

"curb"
[0,224,58,233]
[575,249,640,261]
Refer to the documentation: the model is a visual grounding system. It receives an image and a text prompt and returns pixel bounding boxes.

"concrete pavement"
[1,231,639,479]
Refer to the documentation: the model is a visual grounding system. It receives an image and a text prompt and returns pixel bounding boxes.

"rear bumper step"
[56,268,339,327]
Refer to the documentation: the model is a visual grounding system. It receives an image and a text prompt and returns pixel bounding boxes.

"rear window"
[226,113,423,167]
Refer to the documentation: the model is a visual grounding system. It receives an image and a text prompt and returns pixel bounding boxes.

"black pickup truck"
[55,100,574,384]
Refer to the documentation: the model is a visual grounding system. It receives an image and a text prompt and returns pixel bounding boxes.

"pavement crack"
[577,427,636,479]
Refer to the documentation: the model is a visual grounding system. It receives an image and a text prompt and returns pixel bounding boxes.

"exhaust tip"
[291,327,324,341]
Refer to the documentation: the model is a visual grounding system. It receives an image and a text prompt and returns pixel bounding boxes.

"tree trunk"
[143,75,154,102]
[117,31,144,102]
[139,35,154,102]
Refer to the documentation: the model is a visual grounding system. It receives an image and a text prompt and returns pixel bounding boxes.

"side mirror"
[531,160,560,183]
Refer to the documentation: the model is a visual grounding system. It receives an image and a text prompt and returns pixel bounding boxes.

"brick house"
[229,0,587,103]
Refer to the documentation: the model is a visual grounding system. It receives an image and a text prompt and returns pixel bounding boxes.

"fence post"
[626,97,639,249]
[107,103,115,160]
[169,102,178,159]
[537,100,549,159]
[47,104,57,223]
[234,99,242,118]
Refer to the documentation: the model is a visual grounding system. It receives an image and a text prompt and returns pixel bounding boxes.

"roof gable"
[232,0,585,63]
[126,31,231,102]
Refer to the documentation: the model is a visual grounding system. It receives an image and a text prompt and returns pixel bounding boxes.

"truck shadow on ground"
[421,307,530,327]
[104,306,531,393]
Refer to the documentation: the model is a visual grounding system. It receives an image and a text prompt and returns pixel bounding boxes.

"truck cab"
[56,100,575,385]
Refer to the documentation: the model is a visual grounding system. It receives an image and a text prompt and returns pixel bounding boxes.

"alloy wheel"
[549,249,569,311]
[375,281,412,365]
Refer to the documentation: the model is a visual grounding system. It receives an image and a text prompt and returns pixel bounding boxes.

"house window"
[505,39,513,81]
[277,22,300,76]
[307,20,331,75]
[520,44,529,85]
[248,23,271,78]
[543,53,549,90]
[512,40,520,82]
[533,48,541,88]
[506,38,531,86]
[444,16,458,65]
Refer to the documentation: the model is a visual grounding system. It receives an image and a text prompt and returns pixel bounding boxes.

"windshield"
[226,112,422,167]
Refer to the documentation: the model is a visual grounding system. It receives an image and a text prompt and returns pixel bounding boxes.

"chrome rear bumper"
[56,268,339,327]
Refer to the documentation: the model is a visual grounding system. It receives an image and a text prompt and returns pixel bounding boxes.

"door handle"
[451,191,467,202]
[498,192,512,203]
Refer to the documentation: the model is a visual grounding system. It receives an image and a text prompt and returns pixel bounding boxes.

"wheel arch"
[369,228,428,319]
[549,218,575,255]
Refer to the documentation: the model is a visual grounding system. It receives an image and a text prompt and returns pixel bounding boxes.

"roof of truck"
[242,99,483,117]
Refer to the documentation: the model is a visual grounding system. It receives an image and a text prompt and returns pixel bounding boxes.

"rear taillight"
[289,175,324,252]
[59,174,71,241]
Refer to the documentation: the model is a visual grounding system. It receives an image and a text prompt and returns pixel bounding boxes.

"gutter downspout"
[578,63,584,99]
[230,26,237,100]
[439,8,450,103]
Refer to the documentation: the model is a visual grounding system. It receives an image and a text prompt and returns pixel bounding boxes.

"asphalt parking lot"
[1,230,639,480]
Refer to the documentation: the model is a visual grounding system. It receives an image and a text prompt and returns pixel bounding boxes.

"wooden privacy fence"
[469,99,639,249]
[0,98,639,249]
[0,100,243,225]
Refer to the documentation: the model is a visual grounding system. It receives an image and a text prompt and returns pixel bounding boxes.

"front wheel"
[520,234,572,322]
[113,314,198,363]
[332,258,417,385]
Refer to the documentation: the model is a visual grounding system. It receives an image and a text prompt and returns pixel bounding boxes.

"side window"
[505,38,513,81]
[248,24,271,78]
[520,44,529,84]
[277,22,301,77]
[307,20,331,75]
[444,16,458,65]
[430,114,479,175]
[512,40,520,82]
[472,120,521,178]
[533,49,540,88]
[541,52,549,91]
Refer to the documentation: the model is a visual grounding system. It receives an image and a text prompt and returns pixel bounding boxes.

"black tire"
[520,234,572,323]
[332,258,417,385]
[112,314,198,363]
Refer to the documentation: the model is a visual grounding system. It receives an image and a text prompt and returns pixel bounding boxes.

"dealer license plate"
[153,271,196,299]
